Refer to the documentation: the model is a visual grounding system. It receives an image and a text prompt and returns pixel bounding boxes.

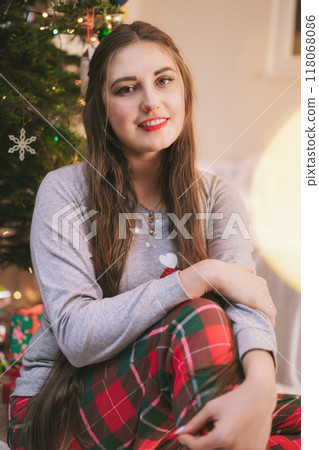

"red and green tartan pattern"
[7,299,301,449]
[268,394,301,448]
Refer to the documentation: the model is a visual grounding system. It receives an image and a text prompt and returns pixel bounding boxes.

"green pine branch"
[1,5,87,270]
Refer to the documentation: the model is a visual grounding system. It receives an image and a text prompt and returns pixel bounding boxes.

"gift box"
[8,304,43,361]
[0,291,13,350]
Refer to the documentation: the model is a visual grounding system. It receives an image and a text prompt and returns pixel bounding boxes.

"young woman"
[7,21,300,450]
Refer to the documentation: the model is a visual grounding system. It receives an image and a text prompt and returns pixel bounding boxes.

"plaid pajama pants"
[7,298,301,449]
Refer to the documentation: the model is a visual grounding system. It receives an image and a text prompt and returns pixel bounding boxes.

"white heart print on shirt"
[159,252,177,269]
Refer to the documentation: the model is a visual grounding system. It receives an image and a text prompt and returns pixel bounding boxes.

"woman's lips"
[138,118,168,132]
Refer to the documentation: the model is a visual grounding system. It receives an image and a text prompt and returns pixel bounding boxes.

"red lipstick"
[138,117,168,132]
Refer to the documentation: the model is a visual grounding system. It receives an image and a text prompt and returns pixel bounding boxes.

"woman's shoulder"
[197,169,247,216]
[44,161,86,181]
[198,169,237,200]
[37,162,88,204]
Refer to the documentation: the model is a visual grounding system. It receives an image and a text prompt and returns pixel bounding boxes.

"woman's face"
[106,41,185,158]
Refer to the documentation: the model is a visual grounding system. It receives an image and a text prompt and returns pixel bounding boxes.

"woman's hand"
[178,259,276,325]
[176,350,277,450]
[204,260,276,326]
[177,381,274,450]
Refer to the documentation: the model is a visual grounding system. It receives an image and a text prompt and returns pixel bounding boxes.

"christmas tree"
[0,0,128,270]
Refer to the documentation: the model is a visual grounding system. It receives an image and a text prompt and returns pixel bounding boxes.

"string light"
[52,28,59,35]
[28,267,33,274]
[106,15,111,20]
[91,36,97,42]
[13,291,22,300]
[54,136,59,142]
[52,86,56,90]
[2,230,9,236]
[77,17,84,23]
[42,12,48,18]
[2,96,6,100]
[40,26,45,30]
[67,28,75,34]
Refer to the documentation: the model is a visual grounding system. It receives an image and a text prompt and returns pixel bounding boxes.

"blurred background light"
[251,109,301,292]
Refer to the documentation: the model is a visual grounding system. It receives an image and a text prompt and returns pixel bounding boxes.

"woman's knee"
[164,298,235,367]
[166,297,231,331]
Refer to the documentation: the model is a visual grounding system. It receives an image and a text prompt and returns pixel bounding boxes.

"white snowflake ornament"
[8,128,37,161]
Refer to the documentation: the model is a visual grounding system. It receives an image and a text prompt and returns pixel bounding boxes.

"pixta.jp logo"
[51,202,98,249]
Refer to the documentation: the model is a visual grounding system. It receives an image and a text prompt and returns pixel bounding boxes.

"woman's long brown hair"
[23,22,240,449]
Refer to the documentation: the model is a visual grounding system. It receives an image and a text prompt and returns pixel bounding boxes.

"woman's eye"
[157,77,174,86]
[117,86,135,95]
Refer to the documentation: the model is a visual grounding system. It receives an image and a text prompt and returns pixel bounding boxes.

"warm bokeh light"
[13,290,22,300]
[251,110,301,292]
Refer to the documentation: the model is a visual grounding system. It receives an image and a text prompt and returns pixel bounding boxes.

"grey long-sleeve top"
[13,162,277,397]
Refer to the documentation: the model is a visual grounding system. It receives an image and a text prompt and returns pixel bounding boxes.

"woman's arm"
[179,259,276,325]
[176,173,278,448]
[31,166,195,368]
[199,172,277,362]
[178,263,278,449]
[178,259,277,365]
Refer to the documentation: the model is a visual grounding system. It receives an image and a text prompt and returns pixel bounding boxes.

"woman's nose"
[140,87,160,113]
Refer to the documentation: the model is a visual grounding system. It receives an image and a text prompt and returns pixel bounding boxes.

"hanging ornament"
[8,103,36,161]
[80,47,93,97]
[86,6,95,44]
[97,25,112,41]
[106,2,128,31]
[8,128,37,161]
[80,7,95,98]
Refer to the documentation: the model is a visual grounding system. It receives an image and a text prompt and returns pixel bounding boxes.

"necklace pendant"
[148,211,155,223]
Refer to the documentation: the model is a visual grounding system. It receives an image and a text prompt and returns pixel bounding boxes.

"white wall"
[127,0,300,168]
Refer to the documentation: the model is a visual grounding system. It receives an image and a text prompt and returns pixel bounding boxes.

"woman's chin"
[123,142,174,157]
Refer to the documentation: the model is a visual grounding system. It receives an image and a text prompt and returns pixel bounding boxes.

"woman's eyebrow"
[154,66,176,75]
[110,76,136,89]
[110,67,176,89]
